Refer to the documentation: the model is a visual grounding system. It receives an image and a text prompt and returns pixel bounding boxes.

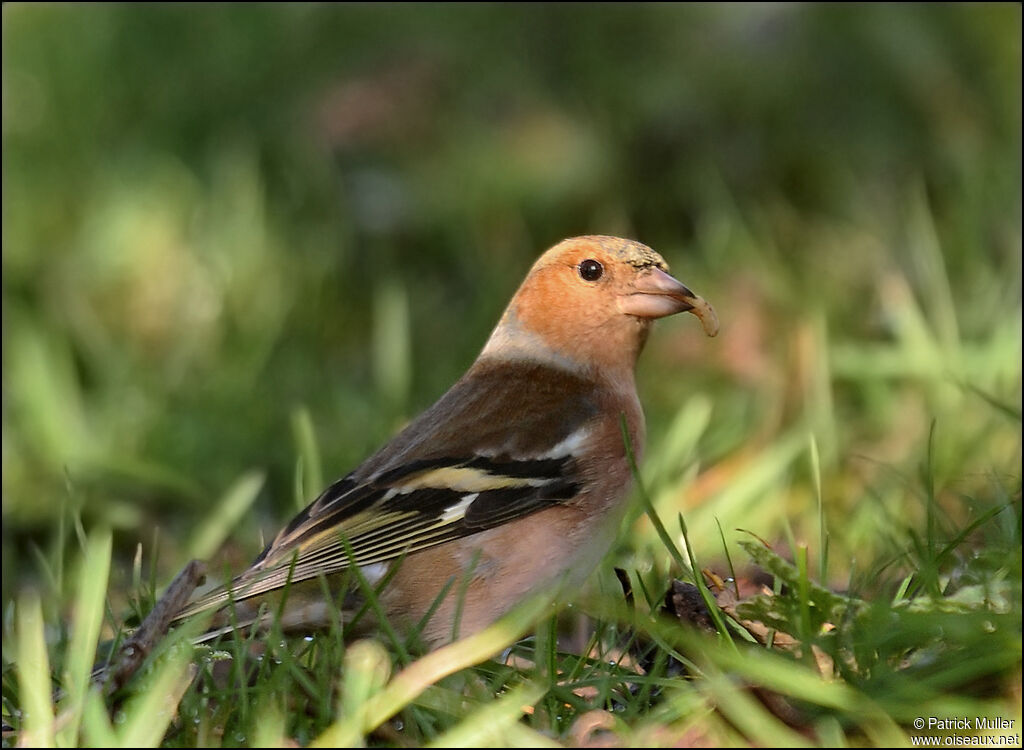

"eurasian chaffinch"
[176,235,718,647]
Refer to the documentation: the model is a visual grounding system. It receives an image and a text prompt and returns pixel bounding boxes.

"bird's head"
[482,236,718,381]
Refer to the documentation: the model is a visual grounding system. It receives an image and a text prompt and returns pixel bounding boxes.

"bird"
[173,235,718,648]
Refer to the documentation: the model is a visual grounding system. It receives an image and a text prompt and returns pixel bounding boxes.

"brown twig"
[102,559,207,696]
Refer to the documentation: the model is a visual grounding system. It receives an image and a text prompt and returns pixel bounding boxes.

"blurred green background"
[2,4,1020,608]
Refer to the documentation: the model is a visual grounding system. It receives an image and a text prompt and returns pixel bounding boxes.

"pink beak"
[617,267,719,336]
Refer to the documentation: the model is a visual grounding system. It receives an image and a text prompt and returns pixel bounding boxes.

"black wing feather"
[174,452,584,619]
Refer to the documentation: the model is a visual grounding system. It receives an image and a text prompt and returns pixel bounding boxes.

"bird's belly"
[380,498,628,647]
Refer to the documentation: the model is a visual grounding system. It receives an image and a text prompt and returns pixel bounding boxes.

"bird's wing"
[176,362,600,620]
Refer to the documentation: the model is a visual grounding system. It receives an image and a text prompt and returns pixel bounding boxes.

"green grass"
[2,411,1019,747]
[2,3,1021,747]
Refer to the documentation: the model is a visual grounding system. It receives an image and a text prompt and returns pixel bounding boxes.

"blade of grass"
[80,689,118,748]
[674,431,803,546]
[312,590,553,744]
[795,543,812,646]
[714,517,740,599]
[703,669,813,747]
[250,699,288,748]
[372,278,411,409]
[339,536,412,665]
[701,638,907,746]
[677,513,736,649]
[15,592,56,748]
[425,681,548,748]
[620,416,691,576]
[115,647,196,748]
[316,639,392,747]
[808,433,829,584]
[57,527,112,746]
[185,469,265,562]
[291,405,323,510]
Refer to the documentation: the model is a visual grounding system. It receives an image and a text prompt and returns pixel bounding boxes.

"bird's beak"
[617,267,719,336]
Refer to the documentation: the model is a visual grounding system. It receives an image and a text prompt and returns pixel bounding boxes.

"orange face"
[498,236,717,378]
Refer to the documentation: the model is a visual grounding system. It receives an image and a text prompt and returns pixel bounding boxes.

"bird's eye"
[578,259,604,282]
